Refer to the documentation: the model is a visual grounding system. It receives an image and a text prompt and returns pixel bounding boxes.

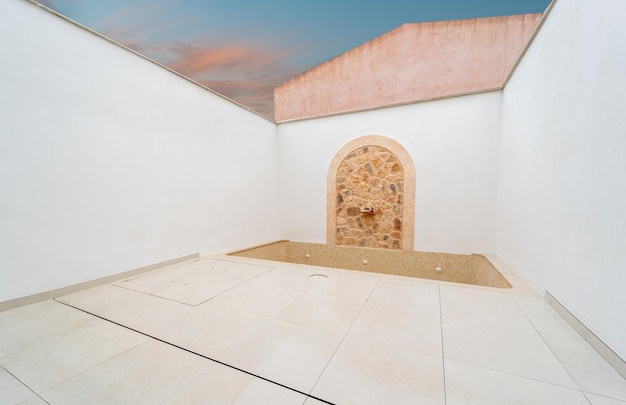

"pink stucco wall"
[274,14,543,122]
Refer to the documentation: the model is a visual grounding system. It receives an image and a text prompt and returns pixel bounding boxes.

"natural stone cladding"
[336,145,404,249]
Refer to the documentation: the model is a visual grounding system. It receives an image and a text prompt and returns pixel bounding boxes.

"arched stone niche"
[327,135,415,250]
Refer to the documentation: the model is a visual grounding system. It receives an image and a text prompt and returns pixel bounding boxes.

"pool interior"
[228,241,512,289]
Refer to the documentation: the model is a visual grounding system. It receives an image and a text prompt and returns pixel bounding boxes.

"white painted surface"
[497,0,626,357]
[0,0,279,302]
[277,92,503,254]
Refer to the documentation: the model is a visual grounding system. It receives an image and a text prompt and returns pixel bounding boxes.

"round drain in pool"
[309,274,328,280]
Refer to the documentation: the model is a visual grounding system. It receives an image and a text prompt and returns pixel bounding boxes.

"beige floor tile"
[544,335,626,401]
[211,283,303,316]
[0,300,64,324]
[55,284,153,315]
[150,261,273,306]
[114,259,232,294]
[367,279,440,313]
[100,294,196,335]
[348,301,442,356]
[250,268,320,292]
[307,273,378,301]
[311,336,445,405]
[445,360,589,405]
[441,288,534,331]
[163,363,307,404]
[40,340,211,404]
[514,296,583,339]
[303,399,328,405]
[224,319,343,393]
[158,304,270,362]
[211,261,274,277]
[0,301,99,358]
[277,292,364,334]
[15,396,47,405]
[0,366,33,405]
[9,256,620,404]
[153,274,248,305]
[442,316,577,388]
[2,321,149,393]
[586,393,626,405]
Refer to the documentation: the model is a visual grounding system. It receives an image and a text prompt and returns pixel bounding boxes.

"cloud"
[164,42,303,118]
[96,9,301,118]
[38,0,307,118]
[107,35,303,118]
[169,44,273,76]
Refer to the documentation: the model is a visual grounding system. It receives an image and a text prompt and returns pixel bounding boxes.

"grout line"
[149,273,274,308]
[159,363,215,404]
[114,263,276,307]
[54,300,335,404]
[443,294,590,392]
[200,257,278,268]
[583,392,626,404]
[211,288,307,320]
[273,284,316,318]
[511,296,586,394]
[105,283,211,313]
[306,278,381,397]
[34,336,152,396]
[581,392,595,405]
[438,286,447,404]
[0,364,46,403]
[445,357,595,398]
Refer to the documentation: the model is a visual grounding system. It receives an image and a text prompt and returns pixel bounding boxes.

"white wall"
[0,0,279,302]
[497,0,626,357]
[277,92,503,254]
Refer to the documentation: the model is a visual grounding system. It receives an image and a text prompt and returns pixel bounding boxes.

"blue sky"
[39,0,552,118]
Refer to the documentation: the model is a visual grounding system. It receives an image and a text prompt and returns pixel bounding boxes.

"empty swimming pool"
[228,241,512,289]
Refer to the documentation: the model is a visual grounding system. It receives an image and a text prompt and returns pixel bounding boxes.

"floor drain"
[309,274,328,280]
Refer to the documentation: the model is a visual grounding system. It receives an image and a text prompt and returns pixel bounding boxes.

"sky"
[38,0,552,119]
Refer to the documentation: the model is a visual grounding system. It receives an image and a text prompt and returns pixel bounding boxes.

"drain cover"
[309,274,328,280]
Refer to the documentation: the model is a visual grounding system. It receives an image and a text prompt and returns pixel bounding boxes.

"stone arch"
[327,135,415,250]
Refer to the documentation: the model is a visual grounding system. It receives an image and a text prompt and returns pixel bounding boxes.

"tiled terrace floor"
[1,255,625,404]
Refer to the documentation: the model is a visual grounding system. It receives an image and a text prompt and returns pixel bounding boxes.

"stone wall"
[335,145,404,249]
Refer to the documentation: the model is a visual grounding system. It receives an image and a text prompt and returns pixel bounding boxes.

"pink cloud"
[39,0,305,118]
[97,28,300,118]
[155,41,302,118]
[169,44,277,76]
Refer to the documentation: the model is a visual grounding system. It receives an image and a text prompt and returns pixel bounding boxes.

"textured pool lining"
[230,241,512,289]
